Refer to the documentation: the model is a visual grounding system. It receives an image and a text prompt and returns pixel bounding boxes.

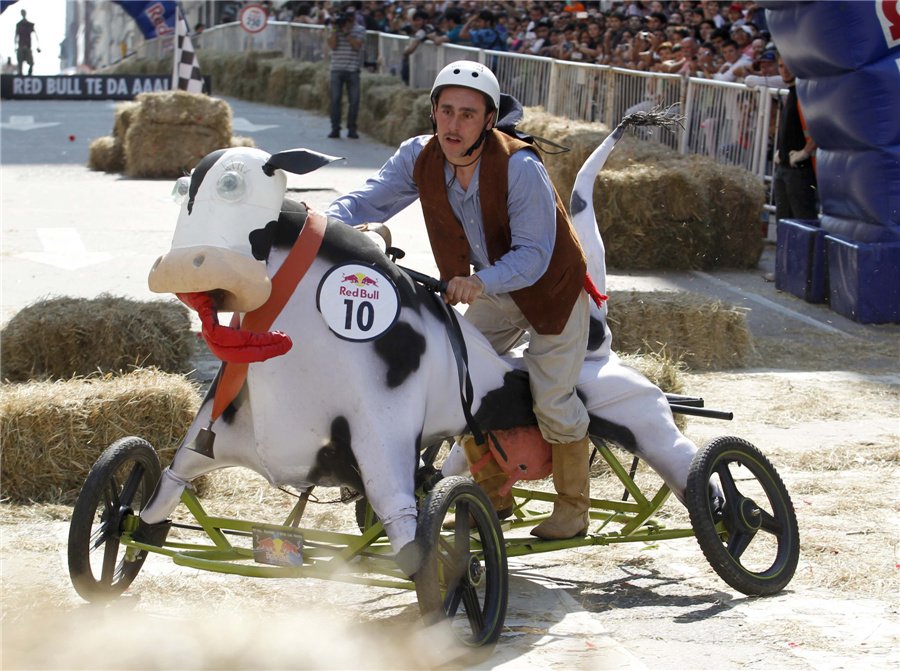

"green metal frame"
[119,440,696,585]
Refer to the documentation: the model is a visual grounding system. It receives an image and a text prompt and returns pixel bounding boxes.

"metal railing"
[139,21,781,190]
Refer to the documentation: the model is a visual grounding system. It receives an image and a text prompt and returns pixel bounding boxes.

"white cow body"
[143,134,697,567]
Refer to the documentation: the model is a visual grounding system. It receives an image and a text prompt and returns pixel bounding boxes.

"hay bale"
[123,90,232,178]
[693,158,766,268]
[230,135,256,148]
[87,136,125,173]
[125,122,227,178]
[519,107,765,270]
[112,101,139,139]
[0,295,194,382]
[0,369,200,503]
[608,290,753,370]
[617,350,688,431]
[134,90,232,133]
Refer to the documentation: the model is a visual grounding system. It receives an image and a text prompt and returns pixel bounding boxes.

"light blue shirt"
[325,135,557,294]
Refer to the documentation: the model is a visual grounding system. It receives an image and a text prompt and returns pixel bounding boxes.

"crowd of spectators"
[239,0,785,87]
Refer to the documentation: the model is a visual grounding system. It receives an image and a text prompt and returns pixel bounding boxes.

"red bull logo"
[339,272,380,299]
[340,272,379,287]
[253,532,303,566]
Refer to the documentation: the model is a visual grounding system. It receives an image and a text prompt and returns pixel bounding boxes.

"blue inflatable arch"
[763,1,900,323]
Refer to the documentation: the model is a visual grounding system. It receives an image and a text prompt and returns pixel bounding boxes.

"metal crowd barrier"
[377,33,408,81]
[140,22,781,188]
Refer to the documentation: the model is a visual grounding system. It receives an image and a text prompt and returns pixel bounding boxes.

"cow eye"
[216,171,246,202]
[171,176,191,204]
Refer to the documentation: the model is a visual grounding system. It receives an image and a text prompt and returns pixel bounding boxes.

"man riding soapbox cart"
[67,113,799,658]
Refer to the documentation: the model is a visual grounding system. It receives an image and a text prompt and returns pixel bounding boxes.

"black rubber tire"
[68,437,162,602]
[414,476,508,659]
[686,436,799,596]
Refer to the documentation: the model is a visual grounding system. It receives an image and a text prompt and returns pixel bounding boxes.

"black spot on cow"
[374,322,427,388]
[308,416,365,492]
[203,365,247,424]
[587,414,639,455]
[187,149,229,215]
[248,200,308,262]
[587,316,606,351]
[474,370,538,431]
[570,190,588,216]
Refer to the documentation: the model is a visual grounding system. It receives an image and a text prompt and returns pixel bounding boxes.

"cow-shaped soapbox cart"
[67,119,799,657]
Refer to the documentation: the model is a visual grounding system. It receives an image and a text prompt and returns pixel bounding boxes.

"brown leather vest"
[413,130,586,335]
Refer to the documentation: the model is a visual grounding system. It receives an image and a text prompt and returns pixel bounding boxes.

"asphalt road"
[0,96,439,325]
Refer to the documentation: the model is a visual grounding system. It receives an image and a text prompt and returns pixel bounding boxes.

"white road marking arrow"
[1,115,62,131]
[17,228,118,271]
[231,117,279,132]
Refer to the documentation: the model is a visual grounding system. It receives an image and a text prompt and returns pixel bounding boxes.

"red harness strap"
[584,272,608,309]
[198,206,326,422]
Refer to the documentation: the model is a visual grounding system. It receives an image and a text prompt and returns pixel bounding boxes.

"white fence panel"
[608,67,683,149]
[194,23,247,53]
[377,34,408,80]
[409,42,440,90]
[439,44,484,69]
[292,24,327,62]
[135,35,174,59]
[682,77,762,171]
[548,61,609,123]
[491,51,553,108]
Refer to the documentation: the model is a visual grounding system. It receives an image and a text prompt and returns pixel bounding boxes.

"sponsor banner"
[0,74,212,100]
[113,1,178,40]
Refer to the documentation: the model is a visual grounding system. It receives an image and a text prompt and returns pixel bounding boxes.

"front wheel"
[67,437,162,602]
[686,436,799,596]
[414,476,508,661]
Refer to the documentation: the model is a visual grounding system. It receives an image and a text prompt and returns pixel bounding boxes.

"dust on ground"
[2,323,898,670]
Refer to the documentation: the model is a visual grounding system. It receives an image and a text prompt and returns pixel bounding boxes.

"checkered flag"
[172,14,204,93]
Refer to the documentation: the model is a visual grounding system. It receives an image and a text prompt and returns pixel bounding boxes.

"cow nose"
[192,253,206,268]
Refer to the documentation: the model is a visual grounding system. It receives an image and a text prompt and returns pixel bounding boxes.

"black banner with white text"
[0,74,212,100]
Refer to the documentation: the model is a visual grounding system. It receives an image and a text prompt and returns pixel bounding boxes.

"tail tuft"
[621,103,685,133]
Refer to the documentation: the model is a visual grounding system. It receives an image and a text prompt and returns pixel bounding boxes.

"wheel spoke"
[758,507,784,535]
[100,537,120,585]
[89,520,112,552]
[104,479,121,513]
[715,462,742,503]
[726,527,756,560]
[461,584,485,634]
[454,502,472,555]
[443,577,463,617]
[119,463,145,507]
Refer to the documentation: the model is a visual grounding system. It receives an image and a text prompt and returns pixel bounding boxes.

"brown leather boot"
[443,436,514,529]
[530,436,592,540]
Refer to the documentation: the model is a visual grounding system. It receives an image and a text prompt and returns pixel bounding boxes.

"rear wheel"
[414,476,507,661]
[686,436,799,596]
[67,437,161,602]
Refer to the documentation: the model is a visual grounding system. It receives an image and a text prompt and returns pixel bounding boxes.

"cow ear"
[262,149,343,177]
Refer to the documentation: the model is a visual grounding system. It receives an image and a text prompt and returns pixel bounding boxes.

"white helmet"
[431,60,501,111]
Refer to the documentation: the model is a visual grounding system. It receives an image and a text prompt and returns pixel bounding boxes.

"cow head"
[148,146,340,312]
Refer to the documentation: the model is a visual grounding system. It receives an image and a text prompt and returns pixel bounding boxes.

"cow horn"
[262,149,343,177]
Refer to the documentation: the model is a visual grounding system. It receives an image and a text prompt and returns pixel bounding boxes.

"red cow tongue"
[176,292,292,364]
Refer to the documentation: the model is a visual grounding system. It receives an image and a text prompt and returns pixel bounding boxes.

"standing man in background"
[326,9,365,139]
[15,9,39,76]
[773,55,818,223]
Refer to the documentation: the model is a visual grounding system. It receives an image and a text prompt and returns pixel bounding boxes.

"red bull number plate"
[251,525,304,567]
[316,262,400,341]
